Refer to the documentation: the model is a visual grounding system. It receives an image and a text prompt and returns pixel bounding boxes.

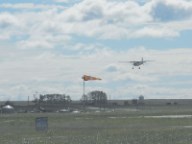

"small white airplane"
[119,57,151,69]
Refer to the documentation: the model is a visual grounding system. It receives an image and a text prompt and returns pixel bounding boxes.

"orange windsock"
[82,75,102,81]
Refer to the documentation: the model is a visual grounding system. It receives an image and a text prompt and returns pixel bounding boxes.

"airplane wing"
[119,61,136,63]
[143,60,153,63]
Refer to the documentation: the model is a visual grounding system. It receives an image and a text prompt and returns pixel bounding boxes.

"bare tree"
[87,90,108,108]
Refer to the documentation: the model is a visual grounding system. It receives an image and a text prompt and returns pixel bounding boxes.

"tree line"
[33,94,72,105]
[32,90,108,107]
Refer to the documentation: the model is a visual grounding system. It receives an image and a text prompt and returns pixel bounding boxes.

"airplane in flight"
[119,57,151,69]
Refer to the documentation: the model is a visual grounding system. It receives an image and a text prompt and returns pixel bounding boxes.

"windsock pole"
[83,80,85,96]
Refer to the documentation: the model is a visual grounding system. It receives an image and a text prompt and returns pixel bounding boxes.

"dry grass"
[1,106,192,144]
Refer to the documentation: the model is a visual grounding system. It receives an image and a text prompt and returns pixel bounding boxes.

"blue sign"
[35,117,48,131]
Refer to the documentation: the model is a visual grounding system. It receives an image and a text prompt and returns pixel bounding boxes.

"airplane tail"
[142,57,143,63]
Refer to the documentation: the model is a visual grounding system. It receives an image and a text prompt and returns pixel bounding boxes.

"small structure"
[2,104,15,113]
[139,95,144,101]
[138,95,145,105]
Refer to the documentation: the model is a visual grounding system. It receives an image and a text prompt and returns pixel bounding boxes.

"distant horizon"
[1,98,192,102]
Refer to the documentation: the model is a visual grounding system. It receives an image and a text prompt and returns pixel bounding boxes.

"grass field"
[1,105,192,144]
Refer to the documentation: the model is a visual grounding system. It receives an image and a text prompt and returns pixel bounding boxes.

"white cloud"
[54,0,192,39]
[149,0,192,22]
[0,3,65,10]
[54,0,70,3]
[0,12,19,28]
[0,47,192,100]
[0,12,22,40]
[1,0,192,43]
[18,34,71,49]
[0,0,192,100]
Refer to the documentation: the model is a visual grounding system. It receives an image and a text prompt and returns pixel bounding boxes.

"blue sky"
[0,0,192,101]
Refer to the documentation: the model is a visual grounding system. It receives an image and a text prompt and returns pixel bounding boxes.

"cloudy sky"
[0,0,192,101]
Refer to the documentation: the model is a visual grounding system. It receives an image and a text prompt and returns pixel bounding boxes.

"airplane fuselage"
[133,61,143,66]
